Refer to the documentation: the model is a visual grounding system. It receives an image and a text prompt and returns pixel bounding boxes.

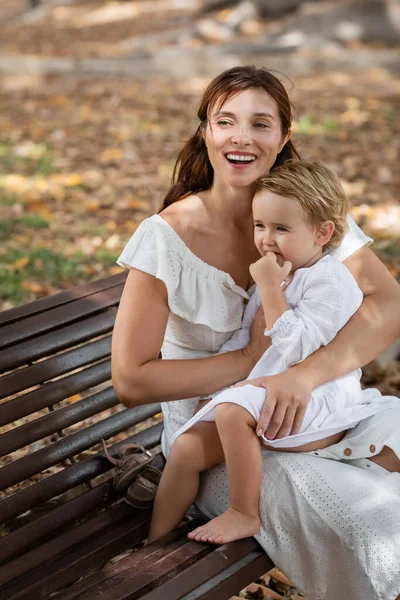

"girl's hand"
[235,369,313,439]
[249,252,292,288]
[243,304,272,365]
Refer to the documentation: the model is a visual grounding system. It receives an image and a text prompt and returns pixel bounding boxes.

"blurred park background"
[0,2,399,597]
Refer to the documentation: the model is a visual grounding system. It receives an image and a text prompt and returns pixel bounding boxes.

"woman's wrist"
[240,346,258,372]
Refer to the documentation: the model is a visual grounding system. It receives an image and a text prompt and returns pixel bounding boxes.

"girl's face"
[204,87,290,189]
[253,190,330,272]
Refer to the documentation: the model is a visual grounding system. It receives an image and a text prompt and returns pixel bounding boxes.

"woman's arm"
[243,247,400,439]
[112,268,267,406]
[302,246,400,382]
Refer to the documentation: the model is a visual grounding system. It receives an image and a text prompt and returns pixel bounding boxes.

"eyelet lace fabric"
[118,214,399,600]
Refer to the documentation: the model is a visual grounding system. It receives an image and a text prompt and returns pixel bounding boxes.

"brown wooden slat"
[0,334,112,399]
[0,306,116,375]
[1,505,152,599]
[0,404,161,491]
[132,539,270,600]
[0,272,127,327]
[0,386,119,457]
[0,500,138,585]
[0,480,115,564]
[55,521,212,600]
[55,519,198,600]
[0,360,111,427]
[1,452,161,565]
[0,422,162,523]
[187,550,273,600]
[0,283,123,351]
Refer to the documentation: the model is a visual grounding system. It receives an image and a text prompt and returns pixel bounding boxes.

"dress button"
[243,298,249,305]
[369,444,376,453]
[344,448,352,457]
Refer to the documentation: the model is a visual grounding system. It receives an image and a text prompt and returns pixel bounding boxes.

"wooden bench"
[0,273,273,600]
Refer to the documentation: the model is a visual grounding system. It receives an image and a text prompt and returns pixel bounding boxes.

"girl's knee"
[169,432,200,465]
[215,402,255,429]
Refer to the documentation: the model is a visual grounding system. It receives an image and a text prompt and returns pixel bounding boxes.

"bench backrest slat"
[0,360,111,426]
[0,422,162,524]
[0,404,160,492]
[0,335,112,398]
[0,273,127,328]
[0,310,115,375]
[0,387,119,457]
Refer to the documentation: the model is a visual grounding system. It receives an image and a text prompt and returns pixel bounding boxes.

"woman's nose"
[231,125,252,146]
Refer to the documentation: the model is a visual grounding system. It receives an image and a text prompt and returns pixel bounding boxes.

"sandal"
[124,465,162,509]
[101,440,157,493]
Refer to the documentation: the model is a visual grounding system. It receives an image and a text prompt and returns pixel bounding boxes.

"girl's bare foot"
[188,507,260,544]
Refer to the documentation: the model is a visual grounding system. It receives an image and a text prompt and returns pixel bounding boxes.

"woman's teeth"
[226,154,256,163]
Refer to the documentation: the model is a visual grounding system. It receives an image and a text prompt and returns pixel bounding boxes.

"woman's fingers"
[264,402,290,440]
[256,395,276,437]
[273,404,298,439]
[290,405,307,435]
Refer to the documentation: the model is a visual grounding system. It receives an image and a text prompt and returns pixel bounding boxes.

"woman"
[112,66,400,600]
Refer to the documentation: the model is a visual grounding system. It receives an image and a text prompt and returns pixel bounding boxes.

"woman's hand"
[235,369,313,439]
[243,304,272,365]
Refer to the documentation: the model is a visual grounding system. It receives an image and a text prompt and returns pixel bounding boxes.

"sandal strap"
[101,439,153,467]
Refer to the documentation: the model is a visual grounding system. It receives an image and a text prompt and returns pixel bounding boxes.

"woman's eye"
[254,122,269,128]
[217,119,231,126]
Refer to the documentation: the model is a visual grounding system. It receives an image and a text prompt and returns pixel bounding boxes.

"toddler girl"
[148,160,399,545]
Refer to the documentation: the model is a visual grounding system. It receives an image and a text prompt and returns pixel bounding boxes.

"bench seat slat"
[0,284,124,351]
[56,520,204,600]
[0,404,161,491]
[0,387,119,457]
[1,507,152,600]
[67,536,213,600]
[0,501,137,584]
[181,550,273,600]
[0,335,112,399]
[0,310,115,376]
[0,273,127,327]
[0,360,111,427]
[0,479,116,564]
[0,422,162,523]
[138,539,271,600]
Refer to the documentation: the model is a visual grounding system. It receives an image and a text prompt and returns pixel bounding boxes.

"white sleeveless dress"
[118,213,400,600]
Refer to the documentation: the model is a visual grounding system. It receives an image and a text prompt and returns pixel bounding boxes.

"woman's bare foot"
[188,507,260,544]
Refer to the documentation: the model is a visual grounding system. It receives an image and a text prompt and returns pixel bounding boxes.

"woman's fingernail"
[257,429,263,436]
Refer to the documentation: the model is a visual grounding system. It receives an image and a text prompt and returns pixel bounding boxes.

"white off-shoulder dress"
[118,213,400,600]
[171,255,400,449]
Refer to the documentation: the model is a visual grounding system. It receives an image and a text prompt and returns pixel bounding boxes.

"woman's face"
[204,87,290,189]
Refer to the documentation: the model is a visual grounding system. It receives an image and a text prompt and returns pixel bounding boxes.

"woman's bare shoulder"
[159,194,206,238]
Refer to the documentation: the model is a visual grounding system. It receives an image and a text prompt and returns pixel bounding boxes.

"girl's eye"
[277,226,288,232]
[254,224,264,229]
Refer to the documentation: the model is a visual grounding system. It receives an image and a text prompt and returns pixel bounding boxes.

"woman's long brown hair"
[159,65,300,212]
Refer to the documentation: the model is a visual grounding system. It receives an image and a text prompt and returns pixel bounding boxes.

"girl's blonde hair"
[256,160,348,252]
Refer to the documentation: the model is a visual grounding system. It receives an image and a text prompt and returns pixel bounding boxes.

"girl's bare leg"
[148,422,224,542]
[369,446,400,472]
[189,403,262,545]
